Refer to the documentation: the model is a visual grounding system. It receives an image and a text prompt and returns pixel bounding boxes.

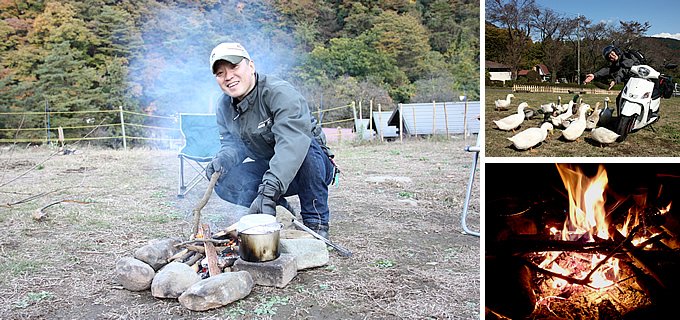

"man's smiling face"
[214,59,256,100]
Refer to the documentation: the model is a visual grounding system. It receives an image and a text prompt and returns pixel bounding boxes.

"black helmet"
[602,45,621,60]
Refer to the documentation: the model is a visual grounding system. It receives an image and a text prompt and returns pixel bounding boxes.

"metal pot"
[236,214,282,263]
[238,229,280,262]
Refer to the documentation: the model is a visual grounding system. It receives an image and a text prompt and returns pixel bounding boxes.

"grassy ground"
[0,137,479,319]
[485,87,680,157]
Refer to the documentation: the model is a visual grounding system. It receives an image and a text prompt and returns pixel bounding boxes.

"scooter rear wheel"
[616,115,636,142]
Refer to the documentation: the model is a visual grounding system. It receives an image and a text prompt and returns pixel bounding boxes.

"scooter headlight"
[637,66,650,77]
[642,92,651,99]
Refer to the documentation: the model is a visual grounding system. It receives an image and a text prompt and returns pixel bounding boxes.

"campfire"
[486,163,680,319]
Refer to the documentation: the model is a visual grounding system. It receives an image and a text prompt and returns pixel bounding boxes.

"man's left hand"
[608,80,616,90]
[248,183,280,215]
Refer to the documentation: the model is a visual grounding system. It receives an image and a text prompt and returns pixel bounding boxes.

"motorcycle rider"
[584,45,660,119]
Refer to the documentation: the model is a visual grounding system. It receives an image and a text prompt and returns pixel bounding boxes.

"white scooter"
[616,63,677,141]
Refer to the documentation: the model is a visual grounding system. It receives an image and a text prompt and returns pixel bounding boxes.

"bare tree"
[486,0,537,79]
[531,8,577,82]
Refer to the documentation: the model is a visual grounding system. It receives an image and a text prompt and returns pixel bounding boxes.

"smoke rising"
[127,1,298,115]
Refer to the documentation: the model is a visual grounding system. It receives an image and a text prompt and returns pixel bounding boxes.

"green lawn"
[485,87,680,157]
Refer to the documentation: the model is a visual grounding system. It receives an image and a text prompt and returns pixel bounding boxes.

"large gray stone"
[115,257,155,291]
[279,238,329,270]
[134,238,180,271]
[151,262,201,298]
[232,254,297,288]
[178,271,254,311]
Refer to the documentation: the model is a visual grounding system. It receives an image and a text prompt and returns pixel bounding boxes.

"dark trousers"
[214,139,334,226]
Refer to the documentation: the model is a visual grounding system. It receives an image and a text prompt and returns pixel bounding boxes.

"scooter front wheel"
[616,115,636,142]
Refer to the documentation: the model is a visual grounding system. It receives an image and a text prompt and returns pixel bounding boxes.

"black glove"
[248,183,280,216]
[205,156,225,180]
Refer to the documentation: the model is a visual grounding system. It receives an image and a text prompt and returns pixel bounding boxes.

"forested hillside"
[0,0,479,143]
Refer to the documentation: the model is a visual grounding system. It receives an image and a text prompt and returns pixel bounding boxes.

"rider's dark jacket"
[593,53,641,84]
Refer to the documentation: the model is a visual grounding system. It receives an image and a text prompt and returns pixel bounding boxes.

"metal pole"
[119,106,127,151]
[577,14,581,86]
[461,133,480,237]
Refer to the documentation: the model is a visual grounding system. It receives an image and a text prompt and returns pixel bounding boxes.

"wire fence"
[0,104,357,149]
[0,100,477,149]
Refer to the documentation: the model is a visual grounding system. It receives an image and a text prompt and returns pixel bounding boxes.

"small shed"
[371,111,398,139]
[486,61,512,83]
[386,101,480,136]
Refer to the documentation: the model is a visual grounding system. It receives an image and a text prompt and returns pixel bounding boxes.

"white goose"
[561,104,591,141]
[550,102,574,128]
[493,102,528,131]
[507,122,553,151]
[494,94,515,111]
[586,102,603,130]
[591,127,620,146]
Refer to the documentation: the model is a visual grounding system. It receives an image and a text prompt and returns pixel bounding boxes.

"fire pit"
[485,163,680,319]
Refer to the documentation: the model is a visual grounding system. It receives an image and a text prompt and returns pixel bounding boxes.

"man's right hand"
[584,74,594,84]
[205,157,224,180]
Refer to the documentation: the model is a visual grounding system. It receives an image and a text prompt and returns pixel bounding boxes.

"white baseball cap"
[209,42,251,73]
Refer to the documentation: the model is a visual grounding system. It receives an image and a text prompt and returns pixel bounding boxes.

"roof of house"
[517,70,529,76]
[536,64,550,75]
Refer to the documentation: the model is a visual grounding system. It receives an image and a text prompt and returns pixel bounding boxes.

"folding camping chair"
[461,118,480,237]
[177,113,221,198]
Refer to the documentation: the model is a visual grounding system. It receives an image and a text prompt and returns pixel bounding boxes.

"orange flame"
[556,164,610,241]
[551,164,616,289]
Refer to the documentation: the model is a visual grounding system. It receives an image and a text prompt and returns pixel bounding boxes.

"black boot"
[303,222,330,240]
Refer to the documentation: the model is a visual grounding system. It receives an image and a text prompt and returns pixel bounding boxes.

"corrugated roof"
[387,101,480,135]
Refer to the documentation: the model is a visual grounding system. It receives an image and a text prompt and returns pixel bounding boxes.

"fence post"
[378,103,384,142]
[432,100,436,135]
[358,100,362,120]
[119,106,127,151]
[45,99,50,145]
[369,100,374,133]
[398,103,403,143]
[443,101,449,138]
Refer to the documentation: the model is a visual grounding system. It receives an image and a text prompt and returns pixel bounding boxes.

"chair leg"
[178,160,210,198]
[461,134,480,237]
[178,157,186,198]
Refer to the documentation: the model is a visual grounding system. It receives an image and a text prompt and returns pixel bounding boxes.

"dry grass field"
[0,137,479,319]
[485,88,680,157]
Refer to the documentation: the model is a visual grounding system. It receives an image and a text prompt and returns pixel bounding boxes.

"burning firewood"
[201,224,221,277]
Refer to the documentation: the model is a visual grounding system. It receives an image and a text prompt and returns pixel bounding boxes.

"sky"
[533,0,680,40]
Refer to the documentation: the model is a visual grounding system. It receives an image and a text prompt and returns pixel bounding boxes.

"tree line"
[0,0,480,143]
[485,0,678,86]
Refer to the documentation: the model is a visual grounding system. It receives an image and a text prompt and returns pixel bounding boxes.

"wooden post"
[369,100,374,133]
[57,127,65,148]
[398,103,403,143]
[358,100,362,120]
[377,103,384,142]
[337,126,342,143]
[412,106,417,136]
[443,102,449,138]
[432,100,436,135]
[464,97,469,142]
[119,106,127,151]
